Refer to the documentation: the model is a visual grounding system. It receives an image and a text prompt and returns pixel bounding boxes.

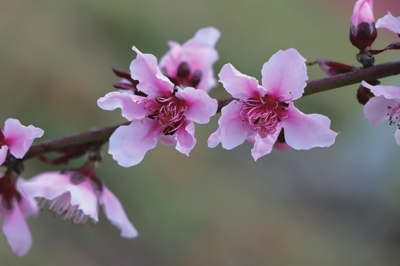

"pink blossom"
[0,175,39,257]
[0,118,44,165]
[98,47,218,167]
[22,168,138,238]
[376,12,400,34]
[362,81,400,145]
[350,0,376,51]
[159,27,220,91]
[208,49,338,160]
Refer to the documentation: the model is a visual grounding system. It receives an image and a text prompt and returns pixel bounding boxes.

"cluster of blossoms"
[98,27,338,165]
[0,119,136,256]
[2,0,400,258]
[349,0,400,144]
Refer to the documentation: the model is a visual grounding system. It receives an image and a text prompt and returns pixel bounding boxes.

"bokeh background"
[1,0,400,265]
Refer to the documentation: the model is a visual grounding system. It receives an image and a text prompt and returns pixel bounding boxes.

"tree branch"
[25,59,400,160]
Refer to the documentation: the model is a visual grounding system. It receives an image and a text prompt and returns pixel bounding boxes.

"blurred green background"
[1,0,400,265]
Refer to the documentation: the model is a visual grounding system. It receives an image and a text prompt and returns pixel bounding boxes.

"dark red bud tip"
[357,79,379,105]
[350,22,377,51]
[177,61,191,78]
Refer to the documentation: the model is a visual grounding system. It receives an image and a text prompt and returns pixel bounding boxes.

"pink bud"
[350,0,377,51]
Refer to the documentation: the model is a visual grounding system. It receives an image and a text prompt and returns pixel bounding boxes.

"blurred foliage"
[1,0,400,265]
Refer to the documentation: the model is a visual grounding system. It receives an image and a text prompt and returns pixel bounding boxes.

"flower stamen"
[240,95,288,137]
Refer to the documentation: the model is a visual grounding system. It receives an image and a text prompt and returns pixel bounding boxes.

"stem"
[25,59,400,159]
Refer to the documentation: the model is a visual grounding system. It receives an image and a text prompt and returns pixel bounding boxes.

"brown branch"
[24,59,400,160]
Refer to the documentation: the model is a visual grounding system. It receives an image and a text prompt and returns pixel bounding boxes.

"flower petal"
[261,48,308,101]
[3,118,44,159]
[218,63,264,99]
[282,104,337,150]
[2,203,32,257]
[16,178,39,217]
[176,87,217,124]
[251,132,279,161]
[395,129,400,146]
[364,96,396,126]
[68,179,98,220]
[376,11,400,33]
[175,120,196,156]
[108,120,159,167]
[0,145,8,166]
[100,186,138,238]
[97,91,148,120]
[362,81,400,100]
[351,0,374,26]
[22,171,71,200]
[130,47,174,97]
[208,101,252,149]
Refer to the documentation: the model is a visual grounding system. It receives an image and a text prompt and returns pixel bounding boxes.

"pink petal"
[376,12,400,34]
[22,172,71,200]
[0,145,8,165]
[261,48,308,101]
[251,132,279,161]
[2,204,32,257]
[208,101,253,149]
[282,104,337,150]
[16,178,39,217]
[395,129,400,146]
[130,47,174,97]
[362,81,400,100]
[97,92,148,120]
[192,27,220,47]
[176,87,217,124]
[175,120,196,156]
[68,179,98,220]
[100,187,138,238]
[3,118,44,159]
[108,120,159,167]
[218,64,264,99]
[351,0,374,26]
[364,96,396,126]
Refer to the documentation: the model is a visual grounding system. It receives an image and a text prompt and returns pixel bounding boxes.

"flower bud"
[350,0,377,51]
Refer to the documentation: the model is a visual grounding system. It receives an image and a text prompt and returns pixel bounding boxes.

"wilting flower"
[208,48,338,160]
[0,173,38,257]
[22,167,138,238]
[376,12,400,34]
[159,27,220,91]
[98,47,218,167]
[350,0,377,51]
[0,118,44,165]
[362,81,400,145]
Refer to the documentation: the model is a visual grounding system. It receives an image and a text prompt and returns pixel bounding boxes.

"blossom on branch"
[350,0,377,51]
[160,27,220,91]
[98,47,218,167]
[0,174,38,257]
[376,12,400,35]
[0,118,43,256]
[0,118,44,166]
[22,166,138,238]
[362,81,400,145]
[113,27,220,93]
[208,49,338,160]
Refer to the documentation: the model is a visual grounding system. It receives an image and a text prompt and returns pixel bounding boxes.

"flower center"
[387,104,400,129]
[165,61,202,88]
[147,96,187,135]
[239,95,288,138]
